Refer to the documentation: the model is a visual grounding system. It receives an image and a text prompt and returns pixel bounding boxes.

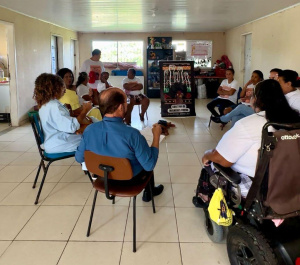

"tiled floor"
[0,99,231,265]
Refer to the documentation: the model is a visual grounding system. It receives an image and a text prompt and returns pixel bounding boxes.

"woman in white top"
[212,70,264,128]
[207,68,239,117]
[76,72,93,104]
[202,79,300,197]
[33,73,92,153]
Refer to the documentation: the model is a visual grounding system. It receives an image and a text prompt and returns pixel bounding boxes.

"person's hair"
[56,68,74,85]
[128,68,136,76]
[92,49,101,56]
[254,79,300,124]
[226,68,235,75]
[270,68,282,75]
[99,88,126,115]
[76,72,88,88]
[33,73,64,108]
[278,69,299,87]
[253,70,264,81]
[101,71,109,77]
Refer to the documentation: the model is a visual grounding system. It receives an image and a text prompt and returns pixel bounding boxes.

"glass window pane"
[118,41,143,68]
[92,41,117,62]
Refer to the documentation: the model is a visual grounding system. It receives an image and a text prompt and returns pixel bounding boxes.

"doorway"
[0,21,17,127]
[243,33,252,84]
[70,39,78,79]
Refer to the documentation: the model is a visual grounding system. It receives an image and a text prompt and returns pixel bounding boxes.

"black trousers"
[207,98,234,117]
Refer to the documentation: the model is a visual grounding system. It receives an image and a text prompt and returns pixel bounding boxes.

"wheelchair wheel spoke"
[236,244,255,265]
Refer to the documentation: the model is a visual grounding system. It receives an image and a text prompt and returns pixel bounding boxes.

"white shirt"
[216,111,267,177]
[285,89,300,113]
[80,59,106,89]
[76,84,90,104]
[218,79,239,103]
[38,99,81,153]
[122,76,143,96]
[97,81,111,93]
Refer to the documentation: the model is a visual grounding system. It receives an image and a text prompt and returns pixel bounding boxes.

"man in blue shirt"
[75,87,164,201]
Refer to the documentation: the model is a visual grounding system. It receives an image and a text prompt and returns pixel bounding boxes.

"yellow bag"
[208,188,233,226]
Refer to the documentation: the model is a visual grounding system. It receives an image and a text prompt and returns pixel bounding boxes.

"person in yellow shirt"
[57,68,102,121]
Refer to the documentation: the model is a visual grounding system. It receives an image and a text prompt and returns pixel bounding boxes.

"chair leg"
[86,171,93,184]
[149,181,156,214]
[145,110,148,120]
[87,190,98,237]
[33,159,43,189]
[112,197,115,204]
[133,196,137,252]
[34,161,52,205]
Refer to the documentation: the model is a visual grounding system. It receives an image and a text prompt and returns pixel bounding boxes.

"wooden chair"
[28,111,93,204]
[84,151,155,252]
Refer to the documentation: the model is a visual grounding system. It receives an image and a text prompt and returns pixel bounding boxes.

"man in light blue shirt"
[75,87,164,202]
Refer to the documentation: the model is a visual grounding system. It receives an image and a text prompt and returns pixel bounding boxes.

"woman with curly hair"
[33,73,92,153]
[57,68,102,121]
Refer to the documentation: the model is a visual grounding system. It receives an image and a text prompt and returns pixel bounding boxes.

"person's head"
[33,73,65,108]
[91,49,101,61]
[76,72,89,88]
[225,68,235,81]
[269,68,282,81]
[127,68,136,79]
[251,70,264,85]
[253,79,300,124]
[99,87,127,117]
[278,70,299,94]
[100,71,109,82]
[56,68,74,88]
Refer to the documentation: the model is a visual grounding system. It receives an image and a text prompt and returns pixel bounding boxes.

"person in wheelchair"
[197,79,300,265]
[201,79,300,199]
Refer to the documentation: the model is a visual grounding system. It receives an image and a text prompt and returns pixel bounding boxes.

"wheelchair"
[193,122,300,265]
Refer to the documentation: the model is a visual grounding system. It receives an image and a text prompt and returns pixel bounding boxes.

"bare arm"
[123,83,143,91]
[201,148,233,167]
[240,80,252,98]
[217,86,236,96]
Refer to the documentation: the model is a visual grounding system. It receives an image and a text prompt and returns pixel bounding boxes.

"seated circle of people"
[76,72,93,104]
[122,68,150,125]
[212,70,264,127]
[75,87,164,202]
[57,68,102,122]
[33,73,93,153]
[201,79,300,200]
[206,68,239,118]
[212,69,300,127]
[97,71,112,93]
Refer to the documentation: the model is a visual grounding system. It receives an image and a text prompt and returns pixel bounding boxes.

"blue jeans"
[220,104,254,128]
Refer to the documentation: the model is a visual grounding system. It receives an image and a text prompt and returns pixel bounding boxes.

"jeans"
[220,104,254,128]
[207,98,235,117]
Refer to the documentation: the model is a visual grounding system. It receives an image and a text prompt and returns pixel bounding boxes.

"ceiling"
[0,0,299,33]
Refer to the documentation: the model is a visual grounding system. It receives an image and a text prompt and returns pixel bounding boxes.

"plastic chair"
[28,111,93,204]
[84,151,155,252]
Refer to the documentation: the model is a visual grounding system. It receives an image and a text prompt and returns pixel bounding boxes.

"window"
[173,40,212,68]
[92,41,143,68]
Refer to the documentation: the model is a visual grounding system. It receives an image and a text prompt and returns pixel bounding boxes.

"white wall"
[226,4,300,85]
[0,6,78,125]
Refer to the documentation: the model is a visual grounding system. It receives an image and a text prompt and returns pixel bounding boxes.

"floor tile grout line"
[119,197,131,265]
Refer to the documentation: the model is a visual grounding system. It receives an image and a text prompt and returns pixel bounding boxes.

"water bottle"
[0,67,4,81]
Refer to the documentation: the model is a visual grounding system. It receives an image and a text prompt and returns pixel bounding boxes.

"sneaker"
[142,184,164,202]
[211,116,227,125]
[192,196,209,209]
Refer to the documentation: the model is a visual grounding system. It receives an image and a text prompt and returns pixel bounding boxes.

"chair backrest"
[28,111,45,156]
[245,122,300,218]
[236,87,242,104]
[84,151,133,180]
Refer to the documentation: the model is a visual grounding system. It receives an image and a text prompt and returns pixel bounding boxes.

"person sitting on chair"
[33,73,92,153]
[97,71,112,93]
[76,72,93,104]
[207,68,239,118]
[57,68,102,122]
[122,68,150,125]
[212,70,264,128]
[75,87,164,202]
[202,79,300,198]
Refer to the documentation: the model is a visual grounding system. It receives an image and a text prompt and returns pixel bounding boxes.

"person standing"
[80,49,106,90]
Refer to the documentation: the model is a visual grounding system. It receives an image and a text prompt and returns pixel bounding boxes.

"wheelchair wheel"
[227,224,278,265]
[204,210,224,243]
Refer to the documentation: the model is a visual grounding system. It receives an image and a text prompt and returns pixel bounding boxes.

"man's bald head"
[99,87,126,116]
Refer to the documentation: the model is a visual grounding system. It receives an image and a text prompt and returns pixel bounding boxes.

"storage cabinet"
[146,37,173,98]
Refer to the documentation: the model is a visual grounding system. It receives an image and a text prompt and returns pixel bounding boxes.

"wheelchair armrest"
[213,163,241,184]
